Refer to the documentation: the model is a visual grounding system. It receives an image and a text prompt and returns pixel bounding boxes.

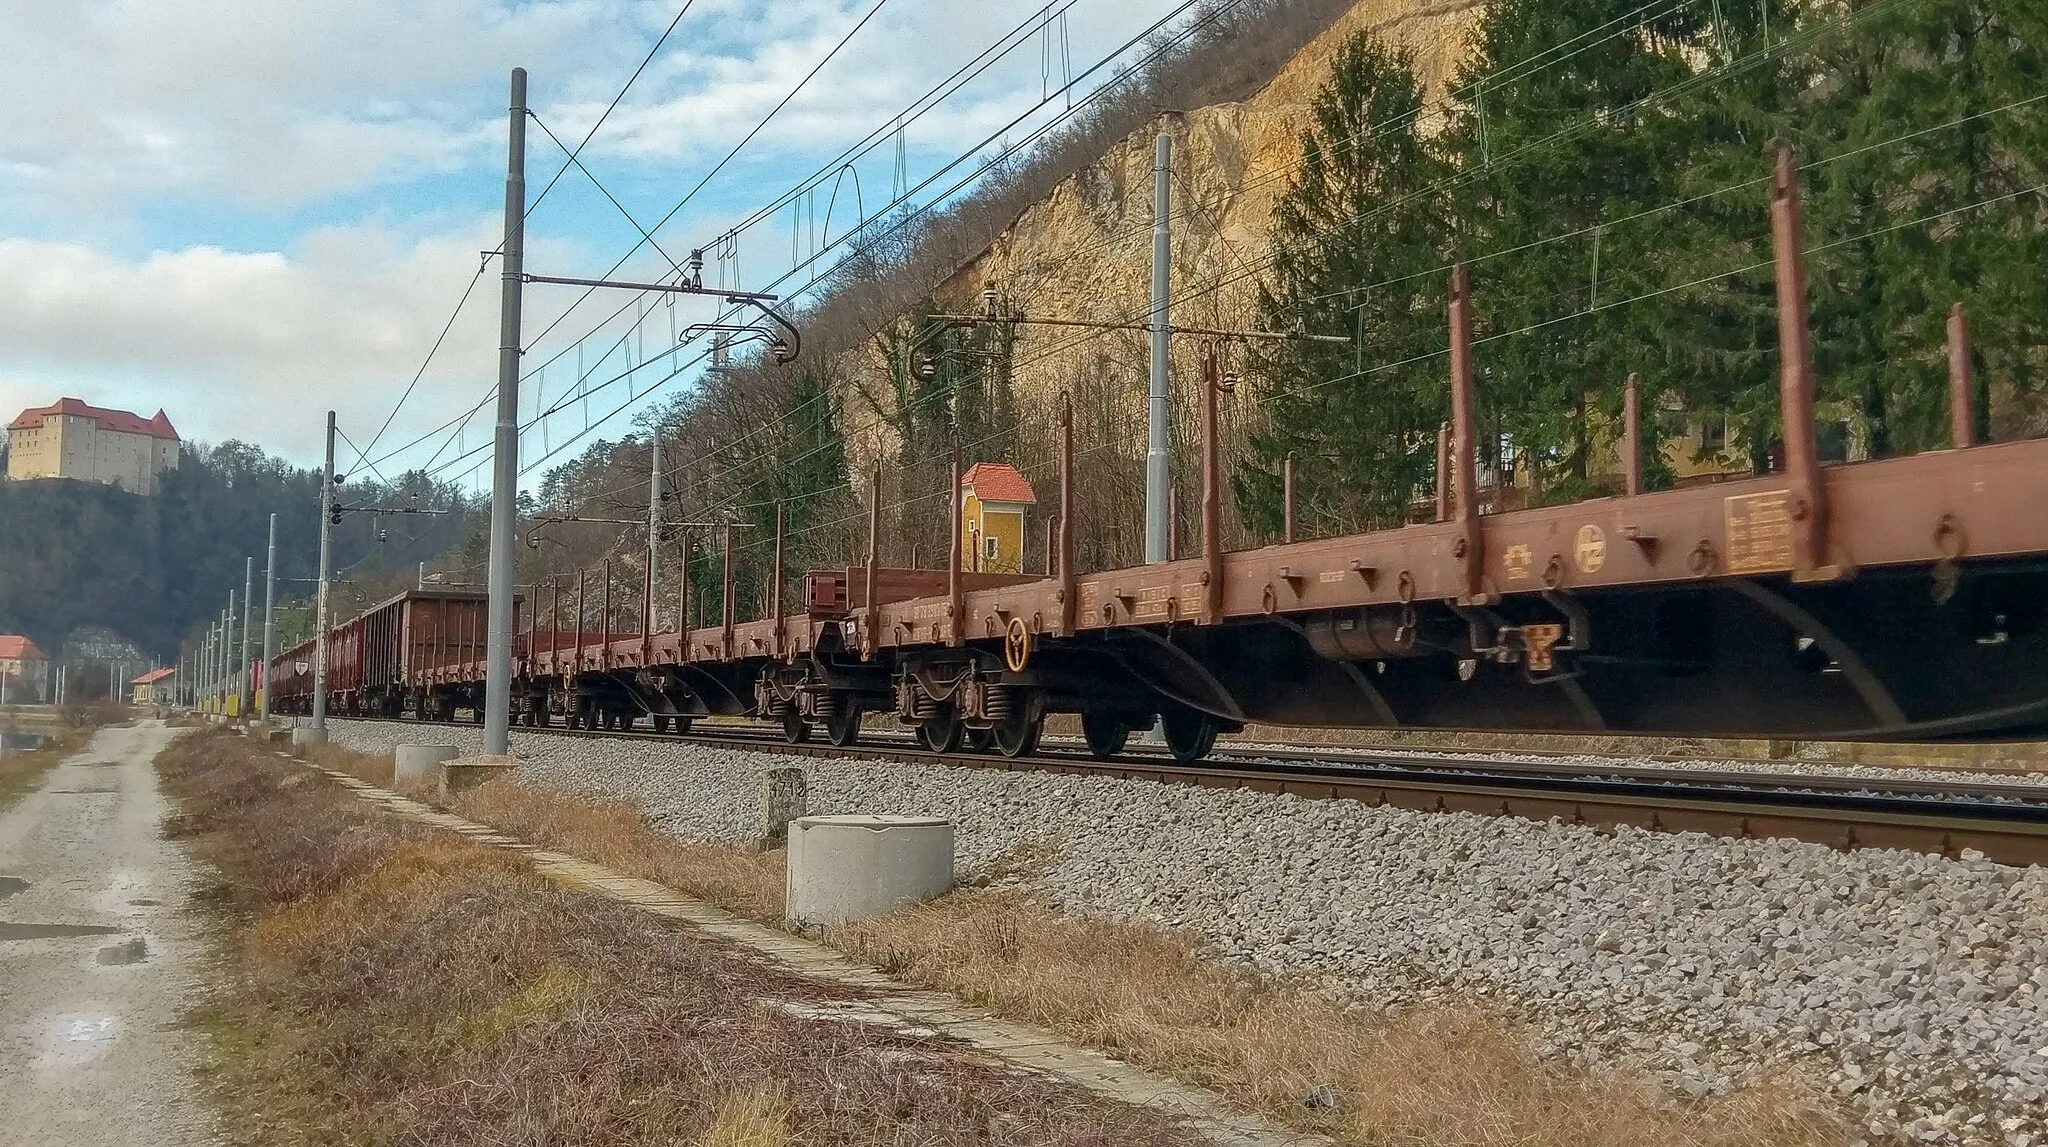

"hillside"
[0,445,482,663]
[841,0,1482,470]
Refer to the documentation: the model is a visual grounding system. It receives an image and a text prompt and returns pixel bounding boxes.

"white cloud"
[0,0,1189,222]
[0,0,1193,478]
[0,204,757,474]
[0,0,638,218]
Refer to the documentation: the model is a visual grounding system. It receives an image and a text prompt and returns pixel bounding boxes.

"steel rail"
[330,716,2048,866]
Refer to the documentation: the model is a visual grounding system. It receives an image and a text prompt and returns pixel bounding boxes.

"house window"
[1697,413,1729,453]
[983,536,1000,561]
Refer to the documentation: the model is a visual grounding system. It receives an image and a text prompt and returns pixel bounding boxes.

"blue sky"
[0,0,1194,484]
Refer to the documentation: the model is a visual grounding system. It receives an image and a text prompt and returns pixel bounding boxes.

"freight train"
[267,152,2048,758]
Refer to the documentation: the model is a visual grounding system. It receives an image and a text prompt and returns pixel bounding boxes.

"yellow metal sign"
[1724,490,1795,573]
[1502,543,1533,581]
[1574,525,1607,574]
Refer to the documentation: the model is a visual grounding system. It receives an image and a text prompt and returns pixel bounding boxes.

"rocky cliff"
[835,0,1485,500]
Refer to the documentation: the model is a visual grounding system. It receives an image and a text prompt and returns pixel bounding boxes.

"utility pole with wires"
[648,435,663,618]
[261,513,277,723]
[224,593,236,715]
[310,410,337,743]
[481,66,799,756]
[1145,131,1172,565]
[483,66,529,759]
[240,556,254,716]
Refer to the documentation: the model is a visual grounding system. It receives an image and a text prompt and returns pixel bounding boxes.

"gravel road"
[0,722,217,1147]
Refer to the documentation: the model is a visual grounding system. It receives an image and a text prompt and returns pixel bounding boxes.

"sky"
[0,0,1196,488]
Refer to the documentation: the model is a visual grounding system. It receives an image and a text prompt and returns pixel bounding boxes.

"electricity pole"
[477,69,792,751]
[226,592,237,715]
[484,66,528,758]
[240,556,254,717]
[647,434,662,626]
[1145,131,1172,564]
[261,513,277,723]
[310,410,336,742]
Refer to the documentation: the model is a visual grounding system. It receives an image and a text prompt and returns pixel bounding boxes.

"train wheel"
[963,728,994,754]
[652,715,670,734]
[618,713,636,732]
[917,708,963,753]
[1161,709,1217,763]
[825,702,861,747]
[672,716,693,735]
[1081,712,1129,760]
[781,708,812,744]
[993,709,1042,758]
[535,707,550,727]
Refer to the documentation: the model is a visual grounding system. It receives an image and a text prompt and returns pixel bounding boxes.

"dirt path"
[0,721,216,1146]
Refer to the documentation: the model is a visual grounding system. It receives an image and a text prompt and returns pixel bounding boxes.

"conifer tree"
[1238,33,1449,537]
[1791,0,2048,455]
[1440,0,1720,499]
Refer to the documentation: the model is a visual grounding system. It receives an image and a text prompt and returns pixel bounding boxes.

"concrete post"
[1144,132,1172,564]
[260,513,277,722]
[240,556,254,716]
[310,410,335,743]
[484,66,529,757]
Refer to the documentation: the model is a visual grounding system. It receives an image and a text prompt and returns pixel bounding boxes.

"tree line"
[0,442,482,663]
[1239,0,2048,538]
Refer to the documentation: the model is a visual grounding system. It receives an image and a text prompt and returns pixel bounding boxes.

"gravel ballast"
[324,719,2048,1146]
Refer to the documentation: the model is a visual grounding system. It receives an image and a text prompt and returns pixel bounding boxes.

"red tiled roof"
[0,635,48,662]
[961,462,1037,505]
[7,398,180,441]
[132,667,176,685]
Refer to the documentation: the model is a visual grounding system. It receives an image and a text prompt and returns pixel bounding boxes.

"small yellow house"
[131,666,175,706]
[959,463,1037,574]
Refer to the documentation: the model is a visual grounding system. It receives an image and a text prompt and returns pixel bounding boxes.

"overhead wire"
[715,54,2039,534]
[431,0,1236,495]
[525,0,704,220]
[344,0,703,479]
[514,0,897,360]
[644,0,1810,508]
[516,0,1223,398]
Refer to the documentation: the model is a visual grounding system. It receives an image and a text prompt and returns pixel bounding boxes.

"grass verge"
[0,727,95,810]
[307,744,1857,1147]
[164,730,1198,1147]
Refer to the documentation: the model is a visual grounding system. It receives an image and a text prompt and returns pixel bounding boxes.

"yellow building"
[130,667,175,706]
[959,463,1038,574]
[6,398,182,495]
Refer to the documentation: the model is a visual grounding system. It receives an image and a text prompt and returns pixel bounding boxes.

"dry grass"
[163,731,1187,1147]
[369,763,1857,1147]
[450,780,786,920]
[297,740,393,786]
[699,1088,794,1147]
[839,894,1851,1147]
[0,727,94,809]
[310,744,786,918]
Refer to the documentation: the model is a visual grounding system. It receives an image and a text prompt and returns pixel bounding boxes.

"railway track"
[332,716,2048,867]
